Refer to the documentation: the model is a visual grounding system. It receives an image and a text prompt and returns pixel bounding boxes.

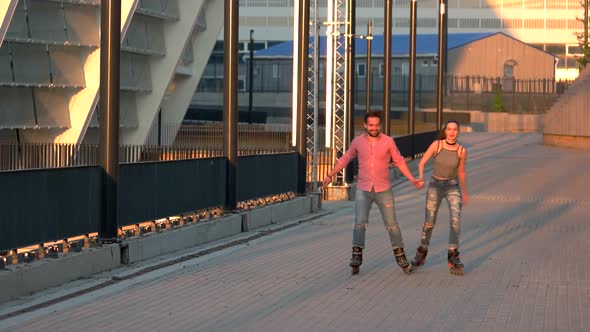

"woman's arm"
[418,141,438,180]
[458,147,468,205]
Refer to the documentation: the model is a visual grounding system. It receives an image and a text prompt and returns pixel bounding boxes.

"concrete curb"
[0,194,321,303]
[0,245,121,303]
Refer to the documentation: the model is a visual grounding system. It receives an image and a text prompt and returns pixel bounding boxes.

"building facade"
[235,0,585,81]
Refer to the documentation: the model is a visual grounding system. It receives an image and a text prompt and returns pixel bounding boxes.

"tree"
[574,0,590,70]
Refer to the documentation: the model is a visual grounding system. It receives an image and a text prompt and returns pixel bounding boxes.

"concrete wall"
[0,195,322,303]
[544,65,590,138]
[468,111,544,133]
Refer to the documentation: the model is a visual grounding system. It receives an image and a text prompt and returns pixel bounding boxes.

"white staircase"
[0,0,223,146]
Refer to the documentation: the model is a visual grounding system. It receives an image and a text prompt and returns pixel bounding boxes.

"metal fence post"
[98,0,121,241]
[295,0,310,195]
[345,0,356,183]
[224,0,239,210]
[383,0,392,135]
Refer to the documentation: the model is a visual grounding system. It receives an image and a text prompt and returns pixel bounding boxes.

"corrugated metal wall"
[448,33,555,80]
[544,65,590,137]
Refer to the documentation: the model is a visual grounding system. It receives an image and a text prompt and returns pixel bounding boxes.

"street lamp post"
[383,0,392,135]
[248,29,254,124]
[364,21,372,113]
[98,0,121,241]
[436,0,448,130]
[408,0,417,157]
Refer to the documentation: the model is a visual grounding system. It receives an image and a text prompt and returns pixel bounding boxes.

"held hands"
[411,177,425,189]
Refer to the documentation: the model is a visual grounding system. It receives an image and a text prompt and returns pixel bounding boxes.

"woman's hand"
[411,178,424,189]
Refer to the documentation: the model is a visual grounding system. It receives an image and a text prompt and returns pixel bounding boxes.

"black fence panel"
[237,152,298,202]
[119,157,226,226]
[395,131,438,158]
[0,166,101,251]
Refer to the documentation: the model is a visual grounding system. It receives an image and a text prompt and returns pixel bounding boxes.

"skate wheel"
[402,266,411,275]
[351,266,359,274]
[450,267,464,276]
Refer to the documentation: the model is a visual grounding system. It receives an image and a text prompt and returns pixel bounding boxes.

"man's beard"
[367,129,380,137]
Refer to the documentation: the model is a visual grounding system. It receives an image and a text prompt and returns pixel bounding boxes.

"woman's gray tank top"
[433,147,460,179]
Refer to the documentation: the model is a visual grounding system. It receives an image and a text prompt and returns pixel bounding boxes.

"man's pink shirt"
[336,133,407,193]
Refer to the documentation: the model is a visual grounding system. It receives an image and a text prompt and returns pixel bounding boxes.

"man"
[322,111,423,274]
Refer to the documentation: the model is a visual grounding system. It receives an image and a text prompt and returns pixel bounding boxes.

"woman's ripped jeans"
[419,177,462,249]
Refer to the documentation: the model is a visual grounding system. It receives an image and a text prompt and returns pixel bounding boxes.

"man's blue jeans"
[419,177,462,249]
[353,188,404,250]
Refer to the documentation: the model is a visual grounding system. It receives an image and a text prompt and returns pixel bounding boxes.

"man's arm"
[322,141,357,187]
[458,147,468,205]
[389,138,422,188]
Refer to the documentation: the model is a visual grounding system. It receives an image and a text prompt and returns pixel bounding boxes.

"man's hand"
[322,175,332,188]
[411,178,424,189]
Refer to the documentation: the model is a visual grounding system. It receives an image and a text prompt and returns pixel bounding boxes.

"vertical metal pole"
[409,0,417,157]
[99,0,120,241]
[296,0,310,194]
[312,0,319,192]
[585,0,589,55]
[248,30,254,124]
[365,21,372,113]
[383,0,392,135]
[436,0,447,130]
[345,0,355,183]
[224,0,238,210]
[443,0,448,80]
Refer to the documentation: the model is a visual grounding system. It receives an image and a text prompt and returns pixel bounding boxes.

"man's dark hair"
[364,111,382,124]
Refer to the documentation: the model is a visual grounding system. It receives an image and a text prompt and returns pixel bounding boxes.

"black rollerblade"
[409,245,428,272]
[393,248,411,274]
[350,247,363,274]
[448,248,464,275]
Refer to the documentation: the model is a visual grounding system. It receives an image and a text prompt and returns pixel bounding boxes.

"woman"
[410,120,468,275]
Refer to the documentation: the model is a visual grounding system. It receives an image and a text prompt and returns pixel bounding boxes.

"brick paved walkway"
[1,133,589,331]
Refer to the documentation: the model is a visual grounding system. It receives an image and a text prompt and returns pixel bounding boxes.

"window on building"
[459,18,479,29]
[357,63,366,77]
[272,64,280,78]
[567,45,582,56]
[524,19,544,29]
[448,19,459,29]
[503,19,522,29]
[379,63,384,77]
[503,0,521,8]
[568,20,583,30]
[547,44,566,68]
[546,0,566,9]
[461,0,481,8]
[546,19,566,29]
[481,18,501,29]
[416,18,436,28]
[524,0,544,9]
[395,18,410,28]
